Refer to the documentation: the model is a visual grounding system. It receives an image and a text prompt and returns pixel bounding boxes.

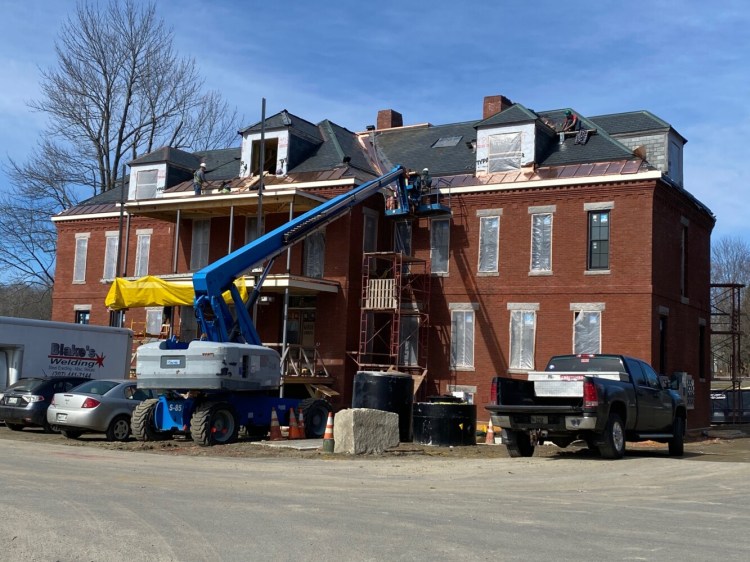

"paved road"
[1,439,749,561]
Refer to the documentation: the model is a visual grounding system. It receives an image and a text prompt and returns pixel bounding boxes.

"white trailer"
[0,317,133,390]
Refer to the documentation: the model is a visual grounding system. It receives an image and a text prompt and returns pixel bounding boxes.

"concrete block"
[333,408,400,454]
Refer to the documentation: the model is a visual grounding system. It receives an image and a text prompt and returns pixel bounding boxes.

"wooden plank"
[412,369,427,397]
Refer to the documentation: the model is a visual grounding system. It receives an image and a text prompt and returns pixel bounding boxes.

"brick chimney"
[377,109,403,130]
[483,95,513,119]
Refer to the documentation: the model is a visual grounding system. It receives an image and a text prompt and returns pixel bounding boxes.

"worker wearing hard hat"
[194,162,207,196]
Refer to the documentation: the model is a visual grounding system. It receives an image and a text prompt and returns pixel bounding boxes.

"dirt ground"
[2,423,750,462]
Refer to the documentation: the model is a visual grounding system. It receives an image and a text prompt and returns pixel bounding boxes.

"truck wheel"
[5,422,24,432]
[668,416,685,457]
[300,398,332,438]
[192,402,239,446]
[132,399,168,442]
[599,414,625,459]
[106,415,131,442]
[504,430,535,458]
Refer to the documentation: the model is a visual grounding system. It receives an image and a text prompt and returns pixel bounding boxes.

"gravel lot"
[2,422,749,462]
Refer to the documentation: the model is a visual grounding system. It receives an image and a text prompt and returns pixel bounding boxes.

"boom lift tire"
[192,402,239,446]
[504,429,535,458]
[132,399,171,442]
[300,398,332,438]
[598,413,625,459]
[668,416,685,456]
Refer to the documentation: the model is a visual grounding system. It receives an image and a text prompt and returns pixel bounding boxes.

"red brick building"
[51,95,716,426]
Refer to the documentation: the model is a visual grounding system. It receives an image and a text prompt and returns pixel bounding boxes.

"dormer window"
[251,138,279,175]
[135,169,158,199]
[488,132,522,172]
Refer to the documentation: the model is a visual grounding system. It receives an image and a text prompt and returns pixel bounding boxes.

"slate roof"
[588,110,671,136]
[475,103,538,127]
[193,148,241,180]
[129,146,199,170]
[289,120,376,175]
[240,109,323,144]
[372,121,478,176]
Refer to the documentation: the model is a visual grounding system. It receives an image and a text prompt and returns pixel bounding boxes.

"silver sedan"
[47,379,157,441]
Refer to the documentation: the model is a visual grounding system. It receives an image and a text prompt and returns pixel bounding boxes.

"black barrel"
[352,371,414,442]
[412,401,477,446]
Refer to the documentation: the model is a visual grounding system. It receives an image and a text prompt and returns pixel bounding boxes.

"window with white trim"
[488,132,522,172]
[73,233,89,284]
[478,215,500,273]
[573,310,601,354]
[190,219,211,270]
[134,231,151,277]
[145,307,163,336]
[135,169,158,199]
[102,232,119,280]
[303,231,325,278]
[451,308,475,369]
[509,308,536,370]
[530,213,552,272]
[430,217,450,274]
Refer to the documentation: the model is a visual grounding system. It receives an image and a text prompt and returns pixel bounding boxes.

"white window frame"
[103,231,120,280]
[190,219,211,271]
[529,206,555,274]
[508,303,538,371]
[450,303,477,370]
[430,217,450,275]
[135,169,158,199]
[134,229,152,278]
[571,303,604,355]
[488,132,522,172]
[73,233,90,284]
[145,307,163,336]
[477,210,502,274]
[303,230,326,278]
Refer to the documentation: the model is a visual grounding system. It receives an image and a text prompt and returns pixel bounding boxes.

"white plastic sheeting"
[531,213,552,271]
[430,218,450,273]
[303,231,325,278]
[574,311,601,354]
[451,309,474,368]
[488,132,522,172]
[510,310,536,370]
[478,216,499,272]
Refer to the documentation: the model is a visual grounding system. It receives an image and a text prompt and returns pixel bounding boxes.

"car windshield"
[5,378,45,393]
[547,356,625,372]
[70,380,120,395]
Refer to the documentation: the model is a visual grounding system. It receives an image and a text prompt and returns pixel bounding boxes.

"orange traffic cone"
[269,408,283,441]
[297,408,306,439]
[288,407,301,439]
[322,411,334,453]
[485,418,495,445]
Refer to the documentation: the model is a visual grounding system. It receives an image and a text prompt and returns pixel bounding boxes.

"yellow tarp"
[105,275,249,310]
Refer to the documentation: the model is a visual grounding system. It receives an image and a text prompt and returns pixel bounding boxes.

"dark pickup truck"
[486,354,686,459]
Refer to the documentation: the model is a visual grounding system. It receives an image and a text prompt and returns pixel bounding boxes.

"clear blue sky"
[1,0,749,243]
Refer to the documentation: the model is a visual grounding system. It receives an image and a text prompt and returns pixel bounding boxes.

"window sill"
[72,281,86,285]
[477,271,499,277]
[451,366,475,372]
[681,296,690,305]
[585,269,611,275]
[431,272,449,277]
[529,270,552,276]
[507,368,533,375]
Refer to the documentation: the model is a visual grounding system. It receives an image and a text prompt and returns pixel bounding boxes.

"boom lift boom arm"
[192,166,408,345]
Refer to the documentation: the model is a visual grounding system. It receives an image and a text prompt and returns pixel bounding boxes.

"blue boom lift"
[132,165,448,445]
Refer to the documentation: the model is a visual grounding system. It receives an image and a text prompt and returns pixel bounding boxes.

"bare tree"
[711,235,750,378]
[1,0,241,292]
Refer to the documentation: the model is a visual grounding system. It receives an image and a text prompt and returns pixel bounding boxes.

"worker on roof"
[561,110,579,132]
[194,163,207,196]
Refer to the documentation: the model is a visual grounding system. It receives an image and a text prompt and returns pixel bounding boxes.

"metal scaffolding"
[710,283,745,423]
